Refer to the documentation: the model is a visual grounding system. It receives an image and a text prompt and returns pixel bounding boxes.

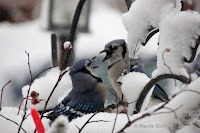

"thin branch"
[88,120,110,123]
[78,112,99,133]
[118,88,198,132]
[154,105,183,119]
[0,114,27,133]
[17,97,31,115]
[0,80,11,111]
[112,91,119,133]
[18,51,33,133]
[39,69,70,119]
[162,49,177,86]
[135,74,190,113]
[117,113,152,133]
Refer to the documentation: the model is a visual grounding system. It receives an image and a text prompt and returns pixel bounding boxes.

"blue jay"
[48,59,106,121]
[100,39,169,105]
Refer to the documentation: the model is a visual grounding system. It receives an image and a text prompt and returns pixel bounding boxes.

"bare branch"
[0,114,27,133]
[118,88,197,132]
[162,49,177,86]
[18,51,33,133]
[78,112,99,133]
[0,80,11,111]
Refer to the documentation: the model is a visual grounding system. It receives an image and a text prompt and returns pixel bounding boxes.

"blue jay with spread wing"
[48,59,106,121]
[100,39,168,107]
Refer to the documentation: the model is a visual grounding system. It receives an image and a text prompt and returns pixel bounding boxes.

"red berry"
[165,48,171,52]
[31,98,40,105]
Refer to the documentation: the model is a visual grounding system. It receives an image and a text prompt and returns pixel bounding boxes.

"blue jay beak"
[92,66,99,69]
[100,49,112,62]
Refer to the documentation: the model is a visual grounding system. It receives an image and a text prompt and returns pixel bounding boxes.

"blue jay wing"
[48,103,104,121]
[153,84,169,102]
[53,96,71,112]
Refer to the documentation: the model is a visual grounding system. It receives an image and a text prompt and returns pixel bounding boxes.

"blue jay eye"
[113,46,118,50]
[87,62,91,67]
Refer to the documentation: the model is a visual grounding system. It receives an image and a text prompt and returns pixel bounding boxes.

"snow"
[47,115,69,133]
[121,72,153,115]
[122,0,181,59]
[1,0,200,133]
[22,67,72,111]
[152,11,200,78]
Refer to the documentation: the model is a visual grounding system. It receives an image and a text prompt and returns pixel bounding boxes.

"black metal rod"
[51,33,59,66]
[135,74,190,113]
[61,0,87,70]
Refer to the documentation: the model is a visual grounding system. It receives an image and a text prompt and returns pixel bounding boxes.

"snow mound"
[22,67,72,111]
[121,72,153,115]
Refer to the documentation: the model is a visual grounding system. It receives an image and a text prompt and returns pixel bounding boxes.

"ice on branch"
[122,0,181,58]
[22,67,72,111]
[121,72,153,115]
[153,11,200,78]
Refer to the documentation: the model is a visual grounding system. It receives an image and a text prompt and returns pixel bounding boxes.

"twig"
[78,112,99,133]
[17,97,31,115]
[156,105,183,119]
[0,114,27,133]
[88,120,110,123]
[162,49,177,86]
[112,91,119,133]
[39,69,70,119]
[18,51,33,133]
[0,80,11,111]
[118,88,198,132]
[108,88,130,122]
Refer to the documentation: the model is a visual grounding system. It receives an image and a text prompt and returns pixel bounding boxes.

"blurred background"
[0,0,200,108]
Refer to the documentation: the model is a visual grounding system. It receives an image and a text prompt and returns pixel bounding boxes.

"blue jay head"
[69,58,102,92]
[100,39,127,62]
[70,58,99,76]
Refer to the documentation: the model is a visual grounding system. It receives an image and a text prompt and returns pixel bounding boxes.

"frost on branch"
[153,11,200,78]
[122,0,182,59]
